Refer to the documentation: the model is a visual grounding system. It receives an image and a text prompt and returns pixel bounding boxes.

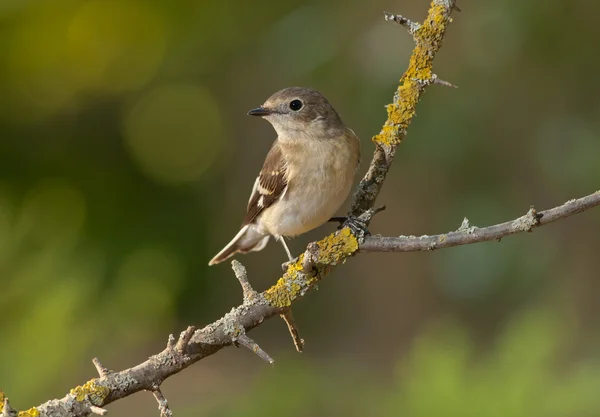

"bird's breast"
[259,133,359,237]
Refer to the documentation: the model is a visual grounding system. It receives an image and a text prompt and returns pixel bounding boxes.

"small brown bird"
[209,87,360,266]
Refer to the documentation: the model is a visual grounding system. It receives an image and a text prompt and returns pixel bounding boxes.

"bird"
[208,87,360,266]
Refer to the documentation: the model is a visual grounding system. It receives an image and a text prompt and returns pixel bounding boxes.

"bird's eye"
[289,99,303,111]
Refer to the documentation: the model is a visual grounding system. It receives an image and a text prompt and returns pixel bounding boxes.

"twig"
[175,326,196,353]
[383,11,421,34]
[431,74,458,88]
[231,260,258,303]
[151,386,172,417]
[280,309,304,352]
[359,192,600,252]
[92,358,111,378]
[236,334,274,364]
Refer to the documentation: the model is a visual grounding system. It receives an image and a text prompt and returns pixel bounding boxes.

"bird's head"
[248,87,345,139]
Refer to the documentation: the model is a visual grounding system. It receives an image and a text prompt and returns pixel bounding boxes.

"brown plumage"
[243,143,288,226]
[209,87,360,266]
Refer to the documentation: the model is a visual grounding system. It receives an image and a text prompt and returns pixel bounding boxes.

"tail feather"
[208,225,270,266]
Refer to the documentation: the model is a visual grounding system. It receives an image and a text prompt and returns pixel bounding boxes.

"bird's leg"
[279,237,295,272]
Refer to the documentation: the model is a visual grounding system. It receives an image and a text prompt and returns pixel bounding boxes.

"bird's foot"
[328,215,370,235]
[344,215,371,238]
[328,205,387,238]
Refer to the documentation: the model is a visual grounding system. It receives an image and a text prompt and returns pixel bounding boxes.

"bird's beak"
[247,106,272,116]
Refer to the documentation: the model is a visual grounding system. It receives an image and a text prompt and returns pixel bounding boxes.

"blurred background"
[1,0,599,415]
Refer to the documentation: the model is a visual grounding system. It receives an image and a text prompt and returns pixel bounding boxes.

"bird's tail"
[208,224,270,266]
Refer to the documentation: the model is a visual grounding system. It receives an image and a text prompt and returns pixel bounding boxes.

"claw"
[344,216,371,237]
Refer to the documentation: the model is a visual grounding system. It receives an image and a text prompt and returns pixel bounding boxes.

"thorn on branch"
[383,11,421,34]
[2,398,17,417]
[89,405,108,416]
[431,74,458,88]
[92,357,111,378]
[236,334,274,364]
[231,260,258,303]
[151,386,173,417]
[166,334,176,350]
[175,326,196,353]
[280,309,304,352]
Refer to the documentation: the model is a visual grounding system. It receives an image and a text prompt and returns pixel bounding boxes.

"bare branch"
[360,192,600,252]
[280,309,304,352]
[231,260,258,303]
[383,11,421,34]
[151,387,172,417]
[431,74,458,88]
[236,334,275,364]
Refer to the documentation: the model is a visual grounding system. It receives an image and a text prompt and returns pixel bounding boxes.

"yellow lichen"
[18,408,40,417]
[263,255,307,308]
[0,391,40,416]
[70,379,109,406]
[264,228,359,308]
[316,227,359,265]
[373,2,452,148]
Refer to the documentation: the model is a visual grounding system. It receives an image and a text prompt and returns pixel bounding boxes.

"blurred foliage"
[0,0,599,415]
[206,309,600,417]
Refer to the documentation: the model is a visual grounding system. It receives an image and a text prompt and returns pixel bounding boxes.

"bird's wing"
[242,142,288,226]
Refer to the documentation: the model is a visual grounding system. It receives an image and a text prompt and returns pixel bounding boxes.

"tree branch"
[5,2,596,417]
[360,192,600,252]
[349,0,457,221]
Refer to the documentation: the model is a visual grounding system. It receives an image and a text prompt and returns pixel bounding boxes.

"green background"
[1,0,599,415]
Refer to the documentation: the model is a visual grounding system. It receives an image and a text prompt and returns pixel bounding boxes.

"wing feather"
[243,142,287,226]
